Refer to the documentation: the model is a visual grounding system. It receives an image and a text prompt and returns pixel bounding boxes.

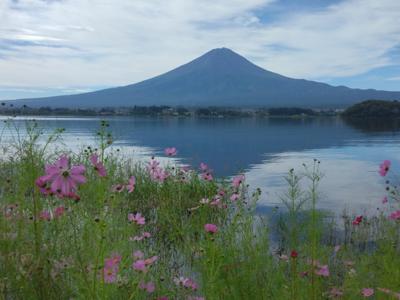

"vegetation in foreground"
[1,120,400,299]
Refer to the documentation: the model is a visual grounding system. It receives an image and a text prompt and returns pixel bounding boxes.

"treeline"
[0,102,338,118]
[342,100,400,118]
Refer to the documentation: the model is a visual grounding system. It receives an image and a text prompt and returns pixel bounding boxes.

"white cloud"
[0,0,399,97]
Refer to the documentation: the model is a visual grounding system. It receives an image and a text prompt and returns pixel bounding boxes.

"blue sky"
[0,0,399,100]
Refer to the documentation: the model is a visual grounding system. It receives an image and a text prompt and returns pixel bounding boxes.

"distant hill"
[342,100,400,118]
[10,48,400,108]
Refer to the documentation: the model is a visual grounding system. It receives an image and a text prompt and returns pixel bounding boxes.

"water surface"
[1,116,398,215]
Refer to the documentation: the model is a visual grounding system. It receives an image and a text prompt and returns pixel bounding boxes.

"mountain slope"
[12,48,400,108]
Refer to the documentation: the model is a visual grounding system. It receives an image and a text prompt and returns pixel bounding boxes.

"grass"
[0,120,399,299]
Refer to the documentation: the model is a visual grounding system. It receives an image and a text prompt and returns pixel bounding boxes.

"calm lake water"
[1,116,399,215]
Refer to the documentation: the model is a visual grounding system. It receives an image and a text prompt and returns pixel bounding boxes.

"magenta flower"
[352,215,363,225]
[133,260,147,272]
[90,153,107,177]
[139,281,155,293]
[361,288,374,297]
[389,210,400,220]
[379,160,391,176]
[54,206,65,218]
[128,212,145,225]
[164,147,177,156]
[204,223,218,234]
[104,253,122,268]
[37,155,86,198]
[232,174,245,188]
[126,176,136,193]
[40,210,51,221]
[315,265,330,277]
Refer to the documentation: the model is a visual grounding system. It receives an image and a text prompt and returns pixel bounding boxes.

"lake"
[1,115,399,216]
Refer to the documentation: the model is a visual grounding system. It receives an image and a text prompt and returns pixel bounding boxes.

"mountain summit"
[13,48,400,108]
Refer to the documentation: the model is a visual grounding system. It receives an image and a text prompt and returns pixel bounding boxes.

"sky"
[0,0,399,100]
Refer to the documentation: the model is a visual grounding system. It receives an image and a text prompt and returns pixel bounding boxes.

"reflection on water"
[1,115,399,214]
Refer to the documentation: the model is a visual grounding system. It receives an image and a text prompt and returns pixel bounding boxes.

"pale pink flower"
[204,223,218,234]
[128,212,145,225]
[199,162,209,171]
[126,176,136,193]
[133,250,144,259]
[315,265,330,277]
[200,198,210,205]
[382,196,388,204]
[232,174,245,188]
[279,254,289,261]
[129,232,151,241]
[90,153,107,177]
[230,193,239,202]
[379,160,391,176]
[174,277,198,291]
[151,168,169,183]
[144,256,158,265]
[361,288,374,297]
[377,288,400,299]
[37,155,86,198]
[164,147,177,156]
[329,287,343,298]
[142,232,151,238]
[139,281,155,293]
[389,210,400,220]
[104,253,122,268]
[54,206,65,218]
[40,210,51,221]
[201,172,213,181]
[103,265,118,283]
[334,245,341,253]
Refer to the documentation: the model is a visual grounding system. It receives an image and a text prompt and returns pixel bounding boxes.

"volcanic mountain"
[12,48,400,108]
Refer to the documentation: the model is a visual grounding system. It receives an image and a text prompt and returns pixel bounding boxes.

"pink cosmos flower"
[361,288,374,297]
[129,232,151,241]
[133,260,147,272]
[230,193,239,202]
[379,160,391,177]
[151,168,169,183]
[90,153,107,177]
[201,172,213,181]
[330,288,343,298]
[174,277,198,291]
[54,206,65,218]
[103,253,121,283]
[133,250,144,259]
[315,265,330,277]
[379,160,391,176]
[199,162,209,171]
[40,210,51,221]
[37,155,86,198]
[144,256,158,265]
[334,245,341,253]
[128,213,145,225]
[164,147,177,156]
[352,215,363,225]
[126,176,136,193]
[389,210,400,220]
[232,174,245,188]
[112,184,125,193]
[382,196,388,204]
[204,223,218,234]
[139,281,155,293]
[218,189,226,196]
[103,265,118,283]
